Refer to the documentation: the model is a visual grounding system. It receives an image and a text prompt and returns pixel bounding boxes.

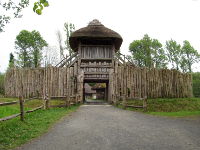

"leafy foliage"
[0,73,5,96]
[165,40,200,72]
[192,72,200,97]
[15,30,48,68]
[129,35,199,72]
[0,0,29,32]
[181,41,200,72]
[33,0,49,15]
[0,0,49,32]
[64,23,75,57]
[8,52,15,68]
[165,39,182,70]
[129,34,168,68]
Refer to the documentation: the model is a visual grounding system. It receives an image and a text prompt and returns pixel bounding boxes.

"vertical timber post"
[45,94,50,109]
[19,96,24,121]
[122,94,126,109]
[19,70,24,121]
[108,69,114,104]
[143,97,147,112]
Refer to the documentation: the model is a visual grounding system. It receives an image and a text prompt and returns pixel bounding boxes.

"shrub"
[192,72,200,97]
[0,73,5,96]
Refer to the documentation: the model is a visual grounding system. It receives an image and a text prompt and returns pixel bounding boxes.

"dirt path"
[16,105,200,150]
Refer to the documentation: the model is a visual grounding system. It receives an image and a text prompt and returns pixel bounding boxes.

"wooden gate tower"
[59,19,123,103]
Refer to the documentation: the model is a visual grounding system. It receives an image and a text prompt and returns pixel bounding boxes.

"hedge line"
[192,72,200,97]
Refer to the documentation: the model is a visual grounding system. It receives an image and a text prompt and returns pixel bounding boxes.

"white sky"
[0,0,200,72]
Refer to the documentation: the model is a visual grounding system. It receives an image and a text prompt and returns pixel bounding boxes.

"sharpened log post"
[65,96,70,107]
[143,97,147,112]
[122,94,126,109]
[45,94,50,109]
[19,96,24,121]
[75,94,78,104]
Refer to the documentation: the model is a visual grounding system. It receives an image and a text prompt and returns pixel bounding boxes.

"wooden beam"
[0,113,20,122]
[19,96,24,121]
[26,105,43,113]
[81,58,112,61]
[0,101,18,106]
[84,72,109,75]
[80,65,112,68]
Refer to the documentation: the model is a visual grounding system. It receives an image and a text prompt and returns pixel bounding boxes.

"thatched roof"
[69,19,123,51]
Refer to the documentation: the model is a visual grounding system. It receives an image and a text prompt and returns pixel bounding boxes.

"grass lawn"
[0,98,18,103]
[0,98,66,118]
[0,105,79,150]
[118,98,200,117]
[148,111,200,117]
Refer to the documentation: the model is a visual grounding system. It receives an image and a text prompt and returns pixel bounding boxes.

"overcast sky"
[0,0,200,72]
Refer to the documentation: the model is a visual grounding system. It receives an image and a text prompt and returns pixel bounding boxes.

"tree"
[64,23,75,57]
[43,46,59,67]
[181,40,200,72]
[15,30,48,68]
[151,39,168,68]
[56,30,64,60]
[0,72,5,96]
[129,34,168,68]
[31,30,48,67]
[165,39,182,70]
[15,30,33,68]
[0,0,49,32]
[8,52,15,68]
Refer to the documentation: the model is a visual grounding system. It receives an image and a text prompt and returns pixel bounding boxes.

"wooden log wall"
[4,66,79,99]
[5,63,193,100]
[110,62,193,103]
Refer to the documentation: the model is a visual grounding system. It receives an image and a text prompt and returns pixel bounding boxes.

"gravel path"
[16,105,200,150]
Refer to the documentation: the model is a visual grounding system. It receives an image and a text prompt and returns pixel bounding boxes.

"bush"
[0,73,5,96]
[192,72,200,97]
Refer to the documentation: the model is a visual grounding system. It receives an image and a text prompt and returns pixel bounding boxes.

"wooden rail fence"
[0,97,43,122]
[0,95,81,122]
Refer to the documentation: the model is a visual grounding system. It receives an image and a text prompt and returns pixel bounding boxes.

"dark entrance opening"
[83,80,109,104]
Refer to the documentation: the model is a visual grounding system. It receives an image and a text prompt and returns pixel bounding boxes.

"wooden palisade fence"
[4,65,193,105]
[5,67,84,102]
[109,62,193,102]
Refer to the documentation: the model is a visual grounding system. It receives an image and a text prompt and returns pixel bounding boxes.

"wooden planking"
[81,45,112,59]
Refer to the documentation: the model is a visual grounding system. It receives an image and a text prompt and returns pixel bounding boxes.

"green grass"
[0,98,66,118]
[50,99,66,106]
[0,100,44,118]
[0,98,18,103]
[0,105,79,150]
[117,98,200,117]
[148,111,200,117]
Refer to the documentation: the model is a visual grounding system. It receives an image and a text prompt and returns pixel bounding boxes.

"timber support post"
[19,96,24,121]
[122,94,127,109]
[44,94,50,109]
[143,97,147,112]
[65,96,70,107]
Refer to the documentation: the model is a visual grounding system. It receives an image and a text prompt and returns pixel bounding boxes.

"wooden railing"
[115,52,135,66]
[0,97,43,122]
[55,52,78,67]
[0,95,81,122]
